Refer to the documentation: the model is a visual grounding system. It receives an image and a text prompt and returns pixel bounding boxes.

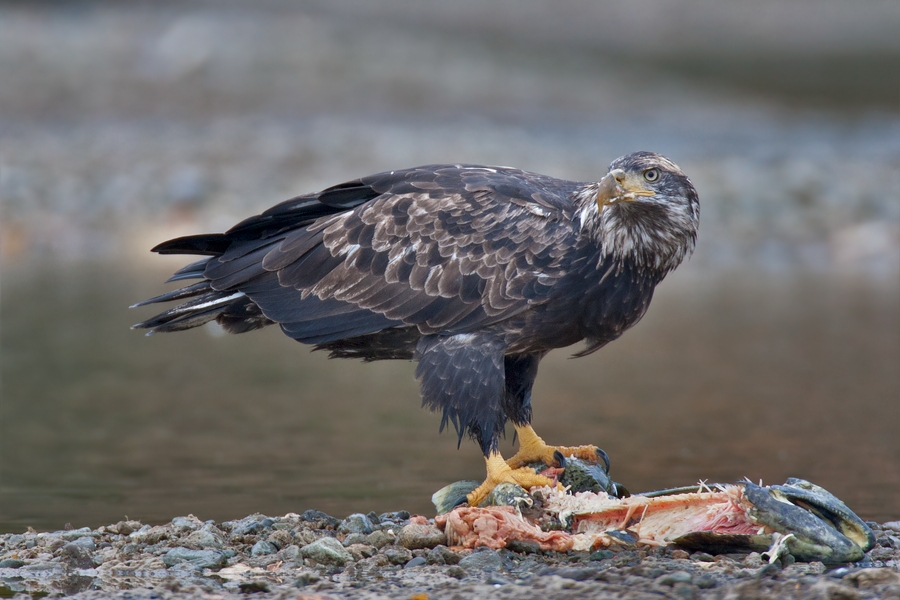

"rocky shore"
[2,510,899,599]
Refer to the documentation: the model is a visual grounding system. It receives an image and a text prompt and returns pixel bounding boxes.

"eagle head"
[580,151,700,275]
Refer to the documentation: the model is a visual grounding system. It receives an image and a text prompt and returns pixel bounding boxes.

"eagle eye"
[643,168,660,183]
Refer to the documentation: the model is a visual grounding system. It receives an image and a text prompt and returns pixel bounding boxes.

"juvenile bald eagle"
[134,151,699,505]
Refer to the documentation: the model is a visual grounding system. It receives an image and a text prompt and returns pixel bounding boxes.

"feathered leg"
[416,338,554,506]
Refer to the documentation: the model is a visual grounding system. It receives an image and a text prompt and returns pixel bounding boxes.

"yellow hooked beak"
[596,169,655,209]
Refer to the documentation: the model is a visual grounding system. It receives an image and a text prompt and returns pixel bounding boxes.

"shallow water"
[1,262,897,533]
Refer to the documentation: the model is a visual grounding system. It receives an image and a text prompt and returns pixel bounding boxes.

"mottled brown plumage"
[134,152,699,494]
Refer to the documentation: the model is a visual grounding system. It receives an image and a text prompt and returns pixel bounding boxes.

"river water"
[2,263,897,533]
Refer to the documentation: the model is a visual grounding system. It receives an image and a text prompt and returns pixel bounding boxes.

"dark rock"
[844,567,900,589]
[397,522,445,550]
[691,552,715,562]
[446,565,467,579]
[366,511,381,525]
[300,537,352,566]
[556,567,598,581]
[459,548,504,572]
[281,544,301,561]
[378,511,410,523]
[251,540,277,556]
[238,581,270,594]
[485,573,511,585]
[293,571,321,587]
[404,556,427,568]
[61,543,95,569]
[300,510,340,529]
[230,516,276,536]
[426,545,461,565]
[589,549,615,561]
[338,513,374,535]
[382,546,413,565]
[162,548,227,569]
[696,574,717,589]
[0,558,25,568]
[506,539,542,554]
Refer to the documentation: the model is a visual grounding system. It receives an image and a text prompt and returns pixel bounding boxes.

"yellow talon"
[466,452,555,506]
[506,424,600,469]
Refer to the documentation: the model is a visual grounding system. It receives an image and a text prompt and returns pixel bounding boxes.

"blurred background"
[1,0,898,533]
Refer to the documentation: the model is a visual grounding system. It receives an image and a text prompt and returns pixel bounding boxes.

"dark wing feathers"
[137,165,583,343]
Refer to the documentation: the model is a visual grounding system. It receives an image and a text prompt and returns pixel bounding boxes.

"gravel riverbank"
[2,510,899,599]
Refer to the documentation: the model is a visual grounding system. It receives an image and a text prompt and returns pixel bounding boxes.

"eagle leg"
[466,451,556,507]
[506,424,606,470]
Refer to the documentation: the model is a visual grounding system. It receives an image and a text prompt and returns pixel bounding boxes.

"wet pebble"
[338,513,374,535]
[404,556,427,568]
[446,565,467,579]
[458,548,504,572]
[171,516,201,530]
[162,548,227,569]
[184,529,224,549]
[250,540,277,557]
[61,543,95,569]
[397,521,446,549]
[382,546,413,565]
[342,533,368,547]
[656,570,693,586]
[70,536,96,551]
[61,527,94,541]
[229,516,276,536]
[300,537,352,566]
[556,567,599,581]
[300,510,341,529]
[426,544,461,565]
[365,530,395,549]
[281,544,301,561]
[0,558,25,568]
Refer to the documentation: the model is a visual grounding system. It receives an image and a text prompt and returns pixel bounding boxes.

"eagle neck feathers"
[574,183,698,277]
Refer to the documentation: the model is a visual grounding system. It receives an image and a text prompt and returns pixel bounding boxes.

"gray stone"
[459,548,504,572]
[426,545,461,565]
[60,543,95,569]
[300,537,352,566]
[70,536,96,551]
[342,533,368,547]
[251,540,277,557]
[228,515,276,536]
[556,567,598,581]
[162,548,227,569]
[446,565,467,579]
[656,570,693,586]
[281,544,301,561]
[183,529,224,549]
[171,516,201,530]
[404,556,427,568]
[338,513,374,535]
[0,558,25,568]
[397,522,446,550]
[382,546,413,566]
[6,535,25,547]
[61,527,94,541]
[365,530,394,549]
